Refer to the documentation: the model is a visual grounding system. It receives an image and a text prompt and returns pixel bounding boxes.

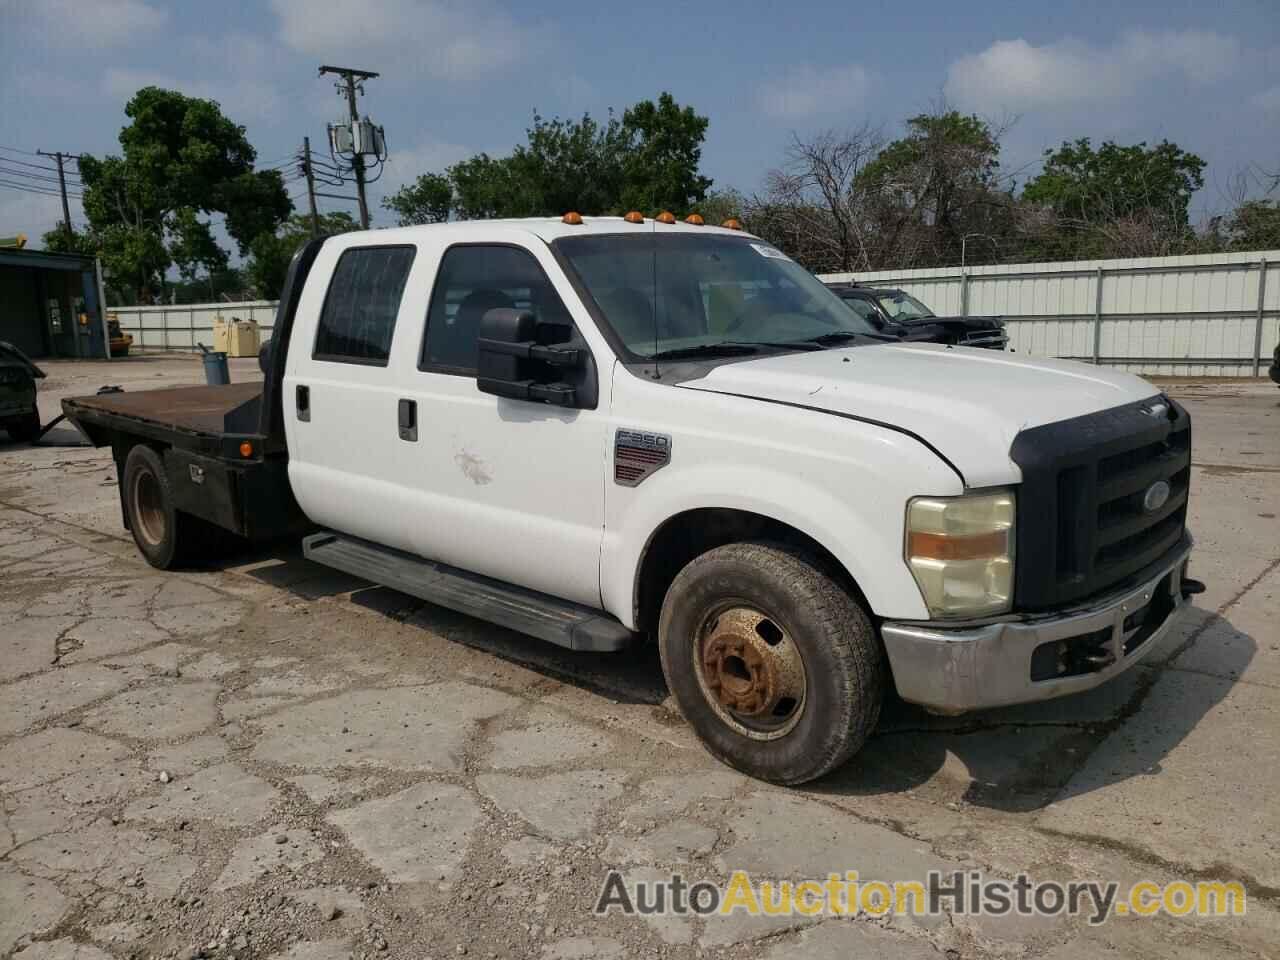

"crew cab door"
[284,231,611,609]
[390,235,609,606]
[283,241,425,552]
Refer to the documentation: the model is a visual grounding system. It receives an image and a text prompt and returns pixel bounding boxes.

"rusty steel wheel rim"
[132,469,166,547]
[692,603,807,741]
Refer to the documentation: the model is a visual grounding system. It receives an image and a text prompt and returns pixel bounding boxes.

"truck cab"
[65,216,1198,785]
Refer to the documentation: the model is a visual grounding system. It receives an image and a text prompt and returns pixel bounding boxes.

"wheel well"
[633,508,868,636]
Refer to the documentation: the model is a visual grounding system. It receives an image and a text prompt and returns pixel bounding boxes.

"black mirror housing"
[476,308,597,409]
[478,309,538,384]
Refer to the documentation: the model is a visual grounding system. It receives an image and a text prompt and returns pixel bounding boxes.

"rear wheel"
[123,444,222,569]
[658,541,885,785]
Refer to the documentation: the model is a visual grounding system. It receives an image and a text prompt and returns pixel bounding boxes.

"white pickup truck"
[64,214,1200,784]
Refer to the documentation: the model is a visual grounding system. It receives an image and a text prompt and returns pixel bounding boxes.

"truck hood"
[679,342,1161,488]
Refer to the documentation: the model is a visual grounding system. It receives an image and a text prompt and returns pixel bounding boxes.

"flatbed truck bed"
[61,243,322,548]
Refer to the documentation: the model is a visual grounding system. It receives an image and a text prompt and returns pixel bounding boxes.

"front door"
[388,239,609,607]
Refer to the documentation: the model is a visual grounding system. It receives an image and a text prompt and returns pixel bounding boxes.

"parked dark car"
[825,283,1009,350]
[1270,341,1280,387]
[0,340,45,442]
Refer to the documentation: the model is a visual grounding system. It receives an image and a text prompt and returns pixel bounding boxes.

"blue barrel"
[202,350,230,386]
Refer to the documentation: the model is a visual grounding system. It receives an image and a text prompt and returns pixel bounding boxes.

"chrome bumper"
[880,544,1193,714]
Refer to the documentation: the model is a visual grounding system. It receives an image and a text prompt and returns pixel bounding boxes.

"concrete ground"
[1,354,1277,960]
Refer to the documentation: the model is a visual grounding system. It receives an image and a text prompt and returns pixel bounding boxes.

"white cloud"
[381,141,472,188]
[102,65,285,123]
[368,140,472,223]
[945,30,1241,110]
[269,0,547,80]
[757,64,872,119]
[13,0,168,47]
[0,187,84,248]
[1252,85,1280,115]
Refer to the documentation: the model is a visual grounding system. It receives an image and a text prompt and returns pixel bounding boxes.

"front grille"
[1010,396,1191,611]
[959,328,1009,350]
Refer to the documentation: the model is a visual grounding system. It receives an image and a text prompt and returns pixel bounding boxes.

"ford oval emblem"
[1143,480,1171,514]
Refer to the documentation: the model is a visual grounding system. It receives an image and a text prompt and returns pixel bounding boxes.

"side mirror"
[477,308,591,408]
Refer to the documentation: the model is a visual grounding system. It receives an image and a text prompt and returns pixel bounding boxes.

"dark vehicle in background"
[0,341,45,442]
[1270,341,1279,387]
[825,283,1009,350]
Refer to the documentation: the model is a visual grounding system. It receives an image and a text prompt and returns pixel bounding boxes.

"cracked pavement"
[1,358,1277,959]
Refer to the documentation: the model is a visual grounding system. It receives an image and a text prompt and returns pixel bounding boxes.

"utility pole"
[318,65,379,229]
[301,137,320,237]
[37,150,75,241]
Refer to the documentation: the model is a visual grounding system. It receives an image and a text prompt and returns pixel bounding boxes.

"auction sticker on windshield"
[750,243,791,260]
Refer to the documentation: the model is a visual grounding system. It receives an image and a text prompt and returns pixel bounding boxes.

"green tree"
[40,225,99,257]
[857,111,1008,267]
[245,212,358,299]
[1022,139,1205,227]
[382,172,453,225]
[616,93,712,213]
[426,93,711,221]
[697,188,749,227]
[1221,200,1280,251]
[76,86,291,300]
[169,266,249,304]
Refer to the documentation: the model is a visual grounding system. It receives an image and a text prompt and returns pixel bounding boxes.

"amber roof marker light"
[561,211,584,225]
[721,218,743,231]
[624,211,644,223]
[655,211,676,224]
[684,214,705,225]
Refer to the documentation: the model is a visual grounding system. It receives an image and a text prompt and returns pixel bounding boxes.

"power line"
[0,164,67,185]
[0,178,83,200]
[0,153,65,174]
[0,162,82,187]
[0,143,44,156]
[37,149,83,240]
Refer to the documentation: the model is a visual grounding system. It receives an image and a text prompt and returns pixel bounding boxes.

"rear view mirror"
[476,308,591,408]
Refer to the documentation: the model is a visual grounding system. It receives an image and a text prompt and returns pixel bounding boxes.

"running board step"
[302,531,634,653]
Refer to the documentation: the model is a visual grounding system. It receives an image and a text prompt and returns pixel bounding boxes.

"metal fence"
[114,250,1280,377]
[821,249,1279,377]
[111,301,278,353]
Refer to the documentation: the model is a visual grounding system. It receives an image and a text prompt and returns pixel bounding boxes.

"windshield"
[555,234,876,358]
[873,290,934,321]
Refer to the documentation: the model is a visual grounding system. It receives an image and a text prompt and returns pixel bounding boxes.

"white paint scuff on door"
[454,449,492,485]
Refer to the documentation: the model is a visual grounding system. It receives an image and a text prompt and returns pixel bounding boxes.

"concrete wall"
[822,249,1280,376]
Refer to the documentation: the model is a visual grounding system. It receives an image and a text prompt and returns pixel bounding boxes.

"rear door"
[283,241,426,548]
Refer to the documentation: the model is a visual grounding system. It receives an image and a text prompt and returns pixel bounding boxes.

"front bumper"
[881,540,1193,714]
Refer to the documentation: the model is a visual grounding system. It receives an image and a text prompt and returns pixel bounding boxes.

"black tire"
[658,541,885,785]
[6,411,42,443]
[122,444,219,570]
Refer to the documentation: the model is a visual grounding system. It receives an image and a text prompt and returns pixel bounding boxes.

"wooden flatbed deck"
[64,382,263,438]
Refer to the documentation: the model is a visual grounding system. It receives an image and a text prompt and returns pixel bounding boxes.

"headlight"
[906,491,1015,618]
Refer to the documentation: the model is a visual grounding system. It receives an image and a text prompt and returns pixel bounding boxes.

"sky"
[1,0,1277,253]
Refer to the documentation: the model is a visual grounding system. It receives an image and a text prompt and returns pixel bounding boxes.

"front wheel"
[658,541,885,785]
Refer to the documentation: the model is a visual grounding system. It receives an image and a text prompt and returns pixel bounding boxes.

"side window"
[422,245,573,374]
[314,246,416,365]
[842,297,880,322]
